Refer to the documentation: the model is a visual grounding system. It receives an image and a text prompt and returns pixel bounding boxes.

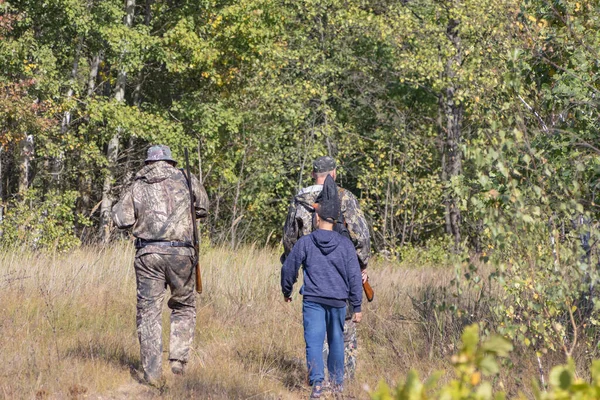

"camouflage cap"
[145,144,177,165]
[313,156,336,173]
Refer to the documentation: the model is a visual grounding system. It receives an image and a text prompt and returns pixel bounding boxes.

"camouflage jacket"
[282,184,371,268]
[112,161,209,257]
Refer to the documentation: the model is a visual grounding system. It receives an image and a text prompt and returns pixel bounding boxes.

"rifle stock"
[363,281,374,302]
[195,257,203,294]
[184,148,202,294]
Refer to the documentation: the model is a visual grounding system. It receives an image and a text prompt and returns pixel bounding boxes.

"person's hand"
[361,269,368,284]
[284,296,292,303]
[353,312,363,323]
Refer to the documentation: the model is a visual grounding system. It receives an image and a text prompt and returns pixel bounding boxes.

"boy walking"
[281,175,363,398]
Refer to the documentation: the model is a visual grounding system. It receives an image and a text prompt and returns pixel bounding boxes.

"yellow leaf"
[471,371,481,386]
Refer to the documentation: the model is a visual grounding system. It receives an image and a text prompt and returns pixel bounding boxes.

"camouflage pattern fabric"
[112,159,208,382]
[112,160,209,257]
[145,144,177,164]
[134,253,196,382]
[322,320,358,381]
[282,185,370,268]
[313,156,336,173]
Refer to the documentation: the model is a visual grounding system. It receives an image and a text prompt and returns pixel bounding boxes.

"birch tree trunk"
[99,0,135,242]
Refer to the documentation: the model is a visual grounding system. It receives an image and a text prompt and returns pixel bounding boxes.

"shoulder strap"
[294,198,315,213]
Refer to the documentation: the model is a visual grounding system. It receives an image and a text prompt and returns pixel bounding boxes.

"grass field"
[0,242,540,399]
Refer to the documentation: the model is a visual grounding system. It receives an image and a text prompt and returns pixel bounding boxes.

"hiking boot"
[309,383,323,399]
[331,383,343,394]
[144,375,166,390]
[170,360,185,375]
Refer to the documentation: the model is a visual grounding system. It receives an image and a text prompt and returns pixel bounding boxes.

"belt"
[135,238,194,249]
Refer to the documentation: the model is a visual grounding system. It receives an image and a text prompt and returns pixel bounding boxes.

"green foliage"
[371,324,512,400]
[371,324,600,400]
[398,236,455,266]
[1,189,88,251]
[0,0,599,259]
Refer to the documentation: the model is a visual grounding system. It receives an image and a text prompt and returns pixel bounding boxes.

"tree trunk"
[99,0,136,242]
[50,40,83,190]
[87,52,103,97]
[230,148,247,249]
[18,135,34,195]
[442,17,463,249]
[77,51,102,223]
[124,0,151,189]
[144,0,154,25]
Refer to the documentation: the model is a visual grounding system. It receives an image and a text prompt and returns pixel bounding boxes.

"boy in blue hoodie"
[281,175,363,398]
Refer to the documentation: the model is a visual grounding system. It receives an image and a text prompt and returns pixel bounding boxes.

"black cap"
[313,156,336,173]
[315,175,340,223]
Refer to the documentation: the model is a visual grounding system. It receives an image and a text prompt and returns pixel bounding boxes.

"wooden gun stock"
[363,281,374,302]
[195,257,203,294]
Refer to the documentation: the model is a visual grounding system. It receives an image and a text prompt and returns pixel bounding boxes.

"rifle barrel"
[184,148,202,294]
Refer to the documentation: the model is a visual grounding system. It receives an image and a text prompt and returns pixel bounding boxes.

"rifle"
[184,148,202,294]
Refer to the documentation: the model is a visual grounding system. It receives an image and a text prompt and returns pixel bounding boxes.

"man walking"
[112,144,208,386]
[282,156,371,380]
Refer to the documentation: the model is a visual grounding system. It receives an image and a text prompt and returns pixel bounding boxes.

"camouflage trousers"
[134,253,196,381]
[322,318,358,381]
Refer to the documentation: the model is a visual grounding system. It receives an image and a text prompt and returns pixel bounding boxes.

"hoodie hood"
[135,161,178,184]
[310,229,341,256]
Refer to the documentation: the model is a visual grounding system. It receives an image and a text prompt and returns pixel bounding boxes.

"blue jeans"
[303,301,346,386]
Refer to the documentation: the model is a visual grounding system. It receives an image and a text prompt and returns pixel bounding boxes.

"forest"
[3,0,597,253]
[2,0,600,398]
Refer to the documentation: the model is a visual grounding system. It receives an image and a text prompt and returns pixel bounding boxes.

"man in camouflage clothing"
[112,145,208,386]
[282,156,371,381]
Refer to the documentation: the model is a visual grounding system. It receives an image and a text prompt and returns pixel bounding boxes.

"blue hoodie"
[281,229,362,312]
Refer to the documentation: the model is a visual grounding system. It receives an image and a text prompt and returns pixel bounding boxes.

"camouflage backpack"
[282,185,354,261]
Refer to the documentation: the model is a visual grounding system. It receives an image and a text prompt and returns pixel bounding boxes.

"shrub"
[371,324,600,400]
[0,189,87,251]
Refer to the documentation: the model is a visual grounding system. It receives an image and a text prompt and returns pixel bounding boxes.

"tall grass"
[0,242,479,399]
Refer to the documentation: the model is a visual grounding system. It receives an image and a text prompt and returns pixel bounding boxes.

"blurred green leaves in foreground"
[372,324,600,400]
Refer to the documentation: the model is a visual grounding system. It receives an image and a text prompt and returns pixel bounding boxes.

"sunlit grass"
[0,242,474,399]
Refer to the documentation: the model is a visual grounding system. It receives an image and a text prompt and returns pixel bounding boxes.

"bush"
[371,324,600,400]
[0,189,87,251]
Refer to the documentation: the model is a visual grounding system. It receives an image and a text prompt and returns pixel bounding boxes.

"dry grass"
[0,242,503,399]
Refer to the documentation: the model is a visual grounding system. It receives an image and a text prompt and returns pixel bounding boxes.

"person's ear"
[331,170,337,181]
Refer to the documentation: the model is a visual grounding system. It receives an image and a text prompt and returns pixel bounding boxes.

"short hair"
[314,170,334,179]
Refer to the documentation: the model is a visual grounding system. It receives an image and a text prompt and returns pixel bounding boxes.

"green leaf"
[549,366,573,390]
[461,324,479,355]
[479,355,499,376]
[482,335,513,357]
